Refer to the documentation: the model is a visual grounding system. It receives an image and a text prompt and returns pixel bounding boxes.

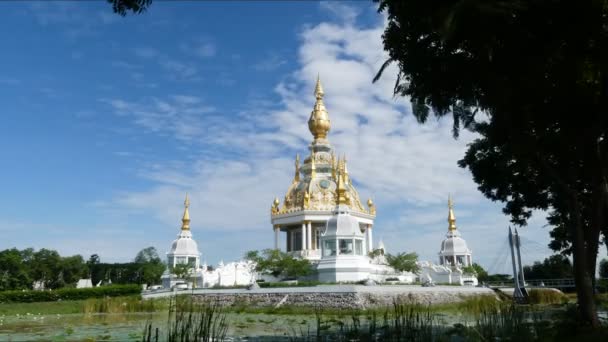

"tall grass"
[528,288,568,305]
[142,296,228,342]
[82,296,160,314]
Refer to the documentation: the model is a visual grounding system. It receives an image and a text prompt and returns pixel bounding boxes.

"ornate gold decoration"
[271,197,280,215]
[308,76,331,140]
[294,154,300,182]
[343,154,350,184]
[181,194,190,230]
[336,170,350,205]
[303,190,310,209]
[272,76,369,215]
[367,198,376,215]
[448,194,457,231]
[331,152,337,181]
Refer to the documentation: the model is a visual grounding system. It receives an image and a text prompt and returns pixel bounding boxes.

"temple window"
[187,257,197,267]
[355,240,363,255]
[339,239,353,255]
[323,239,336,256]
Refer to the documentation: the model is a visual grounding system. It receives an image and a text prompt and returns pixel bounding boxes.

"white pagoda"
[161,194,204,288]
[438,196,472,267]
[270,77,376,261]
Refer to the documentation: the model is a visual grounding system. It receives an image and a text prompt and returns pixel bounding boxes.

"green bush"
[0,284,141,303]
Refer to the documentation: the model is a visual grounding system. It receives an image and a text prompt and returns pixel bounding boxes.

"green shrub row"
[0,284,141,303]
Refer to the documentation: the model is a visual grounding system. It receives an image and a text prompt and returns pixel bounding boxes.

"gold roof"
[272,77,374,217]
[181,194,191,230]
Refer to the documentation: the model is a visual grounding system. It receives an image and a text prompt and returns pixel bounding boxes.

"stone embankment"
[143,285,496,309]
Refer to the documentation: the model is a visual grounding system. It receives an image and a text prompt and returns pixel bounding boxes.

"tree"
[463,263,489,282]
[386,252,420,273]
[375,0,608,326]
[107,0,152,16]
[0,248,31,290]
[134,247,161,264]
[87,254,100,266]
[245,249,313,280]
[599,259,608,279]
[31,249,63,289]
[133,247,165,285]
[61,255,89,286]
[524,255,574,280]
[172,264,190,281]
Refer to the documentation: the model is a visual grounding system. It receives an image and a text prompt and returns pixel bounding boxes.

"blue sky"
[0,1,569,272]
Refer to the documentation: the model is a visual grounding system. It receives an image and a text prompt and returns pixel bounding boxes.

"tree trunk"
[569,195,600,327]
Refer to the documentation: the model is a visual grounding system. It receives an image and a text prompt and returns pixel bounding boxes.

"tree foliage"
[0,248,90,291]
[245,249,313,280]
[171,263,191,280]
[523,255,574,280]
[89,248,165,286]
[134,246,161,264]
[107,0,152,16]
[386,252,420,273]
[463,263,489,281]
[375,0,608,326]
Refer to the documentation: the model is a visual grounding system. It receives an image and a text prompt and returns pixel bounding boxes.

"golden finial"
[448,194,457,231]
[367,198,376,215]
[181,194,190,230]
[314,74,324,99]
[294,154,300,182]
[308,75,331,140]
[336,169,349,205]
[310,151,316,179]
[271,197,280,215]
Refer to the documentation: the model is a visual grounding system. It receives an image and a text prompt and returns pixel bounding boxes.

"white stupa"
[161,194,204,289]
[317,172,370,282]
[438,196,472,267]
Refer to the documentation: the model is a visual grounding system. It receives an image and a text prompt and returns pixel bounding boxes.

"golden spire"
[343,154,350,184]
[181,194,191,230]
[331,151,337,181]
[310,151,316,179]
[308,75,331,141]
[336,169,349,205]
[448,194,457,232]
[294,154,300,182]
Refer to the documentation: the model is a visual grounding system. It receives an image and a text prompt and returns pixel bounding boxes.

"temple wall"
[144,285,495,309]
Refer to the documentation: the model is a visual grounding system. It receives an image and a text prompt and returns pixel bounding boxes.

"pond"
[0,311,333,341]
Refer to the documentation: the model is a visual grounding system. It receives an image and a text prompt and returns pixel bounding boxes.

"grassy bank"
[0,295,171,316]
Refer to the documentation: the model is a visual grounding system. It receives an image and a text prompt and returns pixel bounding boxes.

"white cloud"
[103,96,215,142]
[253,53,287,71]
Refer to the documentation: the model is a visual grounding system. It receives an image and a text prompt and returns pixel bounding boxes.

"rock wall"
[191,289,494,310]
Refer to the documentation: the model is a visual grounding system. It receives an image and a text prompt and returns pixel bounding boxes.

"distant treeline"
[0,247,165,291]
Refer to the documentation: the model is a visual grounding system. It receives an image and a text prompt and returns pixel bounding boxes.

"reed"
[142,296,228,342]
[82,296,161,314]
[528,289,568,305]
